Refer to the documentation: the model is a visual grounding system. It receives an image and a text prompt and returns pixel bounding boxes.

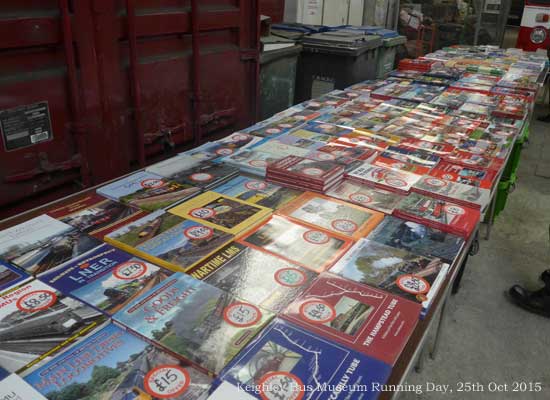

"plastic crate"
[502,122,529,179]
[495,173,517,217]
[376,36,407,78]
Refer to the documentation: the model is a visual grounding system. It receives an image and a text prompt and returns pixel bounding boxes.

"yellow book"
[168,191,273,236]
[104,209,234,272]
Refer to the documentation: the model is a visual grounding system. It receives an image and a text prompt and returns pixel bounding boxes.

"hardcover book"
[221,149,280,177]
[0,280,105,375]
[0,260,31,294]
[346,163,421,193]
[24,323,212,400]
[212,175,302,210]
[1,374,47,399]
[372,153,432,176]
[327,179,405,214]
[413,175,490,209]
[113,273,273,374]
[213,318,391,400]
[367,215,464,264]
[105,210,234,273]
[399,138,455,155]
[277,192,384,240]
[429,161,498,190]
[329,239,450,316]
[281,273,421,365]
[394,192,480,238]
[46,192,149,239]
[188,242,317,313]
[39,244,174,315]
[97,171,200,212]
[183,132,262,160]
[0,215,102,275]
[168,192,272,236]
[238,215,353,273]
[267,156,344,185]
[444,150,503,170]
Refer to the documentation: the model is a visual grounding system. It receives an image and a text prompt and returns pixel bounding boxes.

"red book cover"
[394,192,480,238]
[444,150,504,171]
[372,154,431,175]
[429,161,498,190]
[267,155,344,185]
[281,273,421,365]
[399,138,456,155]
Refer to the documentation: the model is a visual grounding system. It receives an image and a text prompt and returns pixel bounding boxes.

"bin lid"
[382,35,407,47]
[327,25,400,39]
[301,30,382,55]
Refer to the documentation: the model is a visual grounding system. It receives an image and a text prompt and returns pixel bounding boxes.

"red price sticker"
[245,180,268,191]
[249,160,268,167]
[299,300,336,324]
[396,275,430,295]
[424,178,446,188]
[190,173,213,182]
[259,372,304,400]
[301,167,323,177]
[215,148,233,156]
[231,133,250,141]
[114,261,147,280]
[314,152,335,161]
[386,178,406,188]
[184,225,214,240]
[144,365,190,398]
[331,219,358,233]
[302,230,329,245]
[274,268,307,287]
[349,193,372,204]
[224,302,262,327]
[189,207,216,219]
[16,290,57,313]
[141,179,164,189]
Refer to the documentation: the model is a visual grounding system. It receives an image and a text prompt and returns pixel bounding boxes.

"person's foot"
[537,114,550,123]
[540,269,550,285]
[507,285,550,318]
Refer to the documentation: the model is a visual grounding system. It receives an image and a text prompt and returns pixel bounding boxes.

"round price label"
[396,275,430,295]
[461,159,477,165]
[16,290,57,313]
[274,268,307,287]
[442,174,454,180]
[184,225,214,240]
[308,101,321,107]
[114,261,147,280]
[249,160,268,167]
[444,205,465,215]
[299,300,336,324]
[245,180,268,191]
[424,178,446,188]
[231,133,250,141]
[266,128,281,134]
[302,230,329,245]
[141,179,164,189]
[349,192,372,204]
[144,365,190,398]
[259,372,304,400]
[301,167,323,177]
[313,152,335,161]
[331,219,358,233]
[386,178,407,188]
[215,148,233,156]
[189,207,216,219]
[278,124,293,129]
[190,173,213,182]
[224,302,262,327]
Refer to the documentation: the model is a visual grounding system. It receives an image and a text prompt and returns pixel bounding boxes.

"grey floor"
[400,106,550,400]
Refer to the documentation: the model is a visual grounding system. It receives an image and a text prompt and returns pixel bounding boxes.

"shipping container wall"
[0,0,260,219]
[259,0,285,21]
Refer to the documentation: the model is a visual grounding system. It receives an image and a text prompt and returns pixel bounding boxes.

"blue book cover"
[0,260,31,294]
[39,244,174,316]
[214,318,391,400]
[24,323,212,400]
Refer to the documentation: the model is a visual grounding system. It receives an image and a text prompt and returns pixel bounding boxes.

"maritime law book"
[39,243,174,316]
[213,318,391,400]
[105,210,233,273]
[24,323,212,400]
[281,273,421,365]
[188,242,317,313]
[113,273,273,375]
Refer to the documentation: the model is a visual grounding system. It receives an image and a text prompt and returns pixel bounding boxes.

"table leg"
[485,194,497,240]
[415,346,426,373]
[429,292,450,360]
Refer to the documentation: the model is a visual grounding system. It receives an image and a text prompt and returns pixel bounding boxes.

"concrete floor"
[400,105,550,400]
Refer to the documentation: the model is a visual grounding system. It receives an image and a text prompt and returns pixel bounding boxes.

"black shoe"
[537,114,550,123]
[507,285,550,318]
[540,269,550,286]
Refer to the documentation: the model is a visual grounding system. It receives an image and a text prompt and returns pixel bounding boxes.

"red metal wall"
[0,0,260,219]
[259,0,285,22]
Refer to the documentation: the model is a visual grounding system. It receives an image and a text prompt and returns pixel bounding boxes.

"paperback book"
[444,150,504,170]
[429,161,498,190]
[168,192,272,235]
[330,239,450,316]
[0,215,102,275]
[0,374,47,399]
[97,170,200,212]
[238,215,353,273]
[277,192,385,240]
[221,149,280,177]
[213,318,391,400]
[24,323,212,400]
[46,192,148,239]
[105,210,234,273]
[212,175,302,210]
[0,280,105,375]
[188,242,317,313]
[290,120,353,138]
[326,179,405,214]
[367,215,465,264]
[113,273,273,374]
[281,273,421,365]
[39,243,174,315]
[394,192,480,238]
[346,163,421,193]
[0,260,31,294]
[372,153,432,176]
[413,175,490,210]
[399,138,455,155]
[183,132,262,160]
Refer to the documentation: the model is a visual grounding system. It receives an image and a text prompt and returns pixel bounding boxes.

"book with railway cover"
[366,215,464,264]
[47,192,149,239]
[277,192,384,240]
[187,242,317,313]
[113,273,273,374]
[429,161,498,190]
[0,215,102,276]
[347,163,421,193]
[0,260,30,294]
[0,279,105,375]
[183,132,262,160]
[327,179,405,214]
[24,323,212,400]
[39,243,174,316]
[281,273,421,365]
[168,192,272,236]
[329,239,449,317]
[221,149,280,177]
[238,215,353,273]
[413,175,490,210]
[97,171,201,212]
[0,374,47,399]
[213,318,391,400]
[105,210,234,273]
